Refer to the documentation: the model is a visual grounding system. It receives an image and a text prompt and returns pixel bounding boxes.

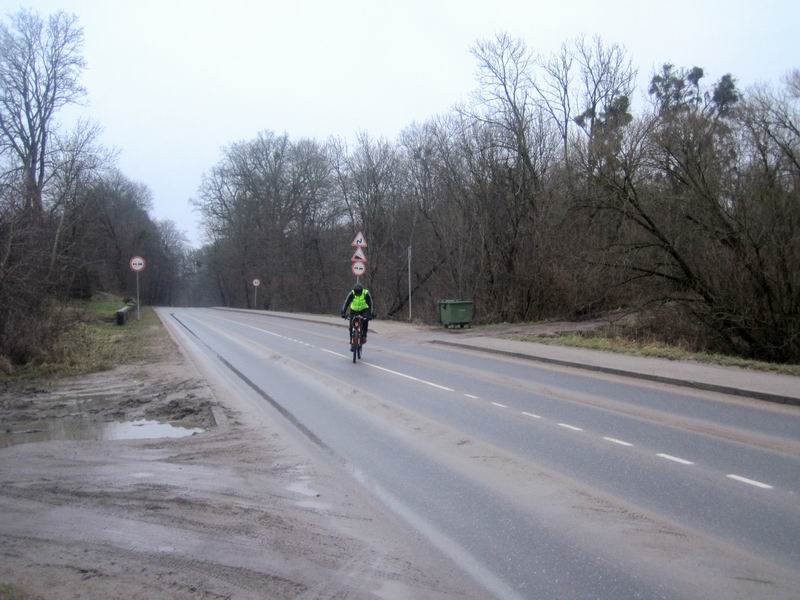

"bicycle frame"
[350,315,365,362]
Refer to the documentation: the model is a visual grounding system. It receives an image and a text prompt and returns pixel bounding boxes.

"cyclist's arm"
[341,292,354,315]
[366,292,375,318]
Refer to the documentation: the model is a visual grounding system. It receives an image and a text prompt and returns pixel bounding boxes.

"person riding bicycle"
[340,283,374,342]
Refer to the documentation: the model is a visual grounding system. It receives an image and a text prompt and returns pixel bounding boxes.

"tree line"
[0,9,186,366]
[1,9,797,367]
[192,34,799,363]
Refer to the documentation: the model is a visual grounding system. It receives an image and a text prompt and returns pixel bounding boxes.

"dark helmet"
[353,283,364,295]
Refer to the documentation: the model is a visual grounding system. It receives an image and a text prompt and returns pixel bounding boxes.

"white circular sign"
[252,279,261,287]
[129,256,146,272]
[351,261,366,276]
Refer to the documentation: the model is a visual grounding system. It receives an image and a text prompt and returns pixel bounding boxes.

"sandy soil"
[0,322,481,599]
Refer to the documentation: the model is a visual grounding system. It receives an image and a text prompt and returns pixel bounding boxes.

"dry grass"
[514,332,800,376]
[2,295,175,380]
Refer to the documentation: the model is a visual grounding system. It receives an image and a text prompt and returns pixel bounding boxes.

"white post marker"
[129,256,146,321]
[252,278,260,308]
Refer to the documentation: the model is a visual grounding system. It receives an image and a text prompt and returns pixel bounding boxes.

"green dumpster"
[437,299,474,328]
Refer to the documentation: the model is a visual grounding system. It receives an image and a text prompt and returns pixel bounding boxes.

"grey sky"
[6,0,799,246]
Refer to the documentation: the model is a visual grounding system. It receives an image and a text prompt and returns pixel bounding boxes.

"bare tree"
[469,33,542,191]
[46,120,109,278]
[534,42,574,167]
[0,9,86,215]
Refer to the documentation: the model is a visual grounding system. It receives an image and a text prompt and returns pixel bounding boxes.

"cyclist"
[340,283,374,342]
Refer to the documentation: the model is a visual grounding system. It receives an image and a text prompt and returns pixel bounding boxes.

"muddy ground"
[0,319,481,599]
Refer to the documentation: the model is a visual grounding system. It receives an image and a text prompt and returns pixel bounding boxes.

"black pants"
[349,310,369,339]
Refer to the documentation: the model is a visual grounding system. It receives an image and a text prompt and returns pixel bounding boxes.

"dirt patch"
[1,364,215,433]
[478,318,610,338]
[0,319,481,599]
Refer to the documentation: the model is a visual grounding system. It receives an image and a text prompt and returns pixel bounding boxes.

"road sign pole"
[251,279,261,309]
[129,256,146,320]
[408,246,412,322]
[136,271,140,321]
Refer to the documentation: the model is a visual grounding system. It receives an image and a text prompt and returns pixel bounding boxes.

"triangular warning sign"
[351,247,367,262]
[351,232,368,248]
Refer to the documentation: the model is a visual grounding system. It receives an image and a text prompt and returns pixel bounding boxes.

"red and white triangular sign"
[351,231,368,248]
[351,247,367,262]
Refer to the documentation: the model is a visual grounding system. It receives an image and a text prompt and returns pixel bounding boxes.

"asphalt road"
[165,308,800,599]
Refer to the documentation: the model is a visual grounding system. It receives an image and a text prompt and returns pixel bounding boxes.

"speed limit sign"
[252,279,260,287]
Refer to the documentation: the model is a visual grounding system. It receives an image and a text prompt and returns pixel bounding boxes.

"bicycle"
[346,313,367,363]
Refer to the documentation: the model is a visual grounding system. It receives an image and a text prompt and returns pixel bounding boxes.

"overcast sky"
[5,0,799,246]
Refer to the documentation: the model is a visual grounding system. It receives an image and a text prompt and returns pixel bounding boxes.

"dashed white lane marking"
[657,453,694,465]
[464,394,479,399]
[491,402,507,408]
[726,474,773,489]
[521,411,541,419]
[558,423,583,432]
[361,362,455,392]
[603,437,633,447]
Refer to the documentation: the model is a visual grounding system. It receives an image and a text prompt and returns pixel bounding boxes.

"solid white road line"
[320,348,348,358]
[211,314,457,392]
[491,402,507,408]
[657,453,694,465]
[726,474,773,489]
[521,411,541,419]
[603,437,633,447]
[558,423,583,432]
[464,394,479,399]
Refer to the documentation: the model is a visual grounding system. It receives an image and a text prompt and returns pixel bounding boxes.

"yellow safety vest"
[350,289,369,312]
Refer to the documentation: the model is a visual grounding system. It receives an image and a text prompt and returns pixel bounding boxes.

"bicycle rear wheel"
[351,320,360,362]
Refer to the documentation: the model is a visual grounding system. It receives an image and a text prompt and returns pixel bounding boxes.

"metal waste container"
[437,299,473,328]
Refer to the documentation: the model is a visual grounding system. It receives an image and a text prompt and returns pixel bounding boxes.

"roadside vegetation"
[191,38,800,365]
[1,294,170,380]
[0,9,187,375]
[513,332,800,376]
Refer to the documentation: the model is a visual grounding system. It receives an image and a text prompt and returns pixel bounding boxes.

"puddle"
[0,419,204,448]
